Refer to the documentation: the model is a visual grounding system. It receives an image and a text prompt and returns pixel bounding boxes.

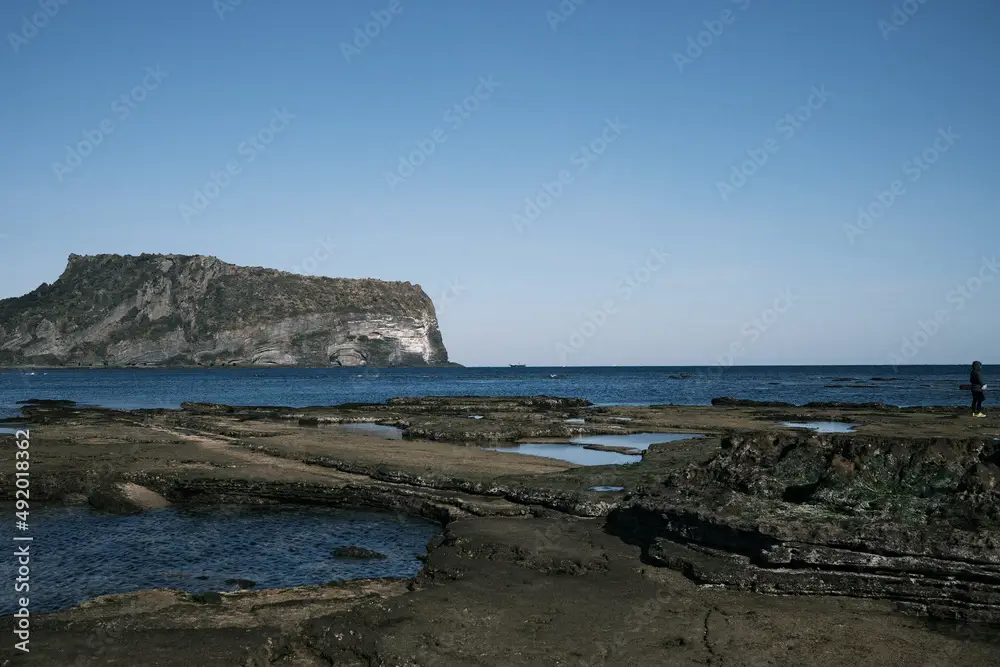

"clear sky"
[1,0,997,367]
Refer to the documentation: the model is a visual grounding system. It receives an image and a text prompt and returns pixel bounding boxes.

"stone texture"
[608,431,1000,622]
[332,546,388,560]
[0,253,450,367]
[89,482,172,514]
[5,398,1000,664]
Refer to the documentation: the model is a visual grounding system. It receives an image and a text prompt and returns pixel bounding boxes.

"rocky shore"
[2,396,999,665]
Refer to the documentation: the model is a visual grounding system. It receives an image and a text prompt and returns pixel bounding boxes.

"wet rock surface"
[332,546,388,560]
[2,395,1000,664]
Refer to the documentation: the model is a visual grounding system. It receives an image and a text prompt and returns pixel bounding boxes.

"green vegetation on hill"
[0,253,450,367]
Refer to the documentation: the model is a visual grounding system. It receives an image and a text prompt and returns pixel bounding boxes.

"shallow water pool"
[780,421,857,433]
[0,505,438,614]
[483,443,640,466]
[484,432,702,466]
[569,432,701,450]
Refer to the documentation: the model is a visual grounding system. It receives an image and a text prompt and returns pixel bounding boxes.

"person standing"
[970,361,986,417]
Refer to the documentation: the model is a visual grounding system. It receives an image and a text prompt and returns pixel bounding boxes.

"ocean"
[0,365,994,420]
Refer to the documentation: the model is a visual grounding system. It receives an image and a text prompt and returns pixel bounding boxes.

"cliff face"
[0,254,451,367]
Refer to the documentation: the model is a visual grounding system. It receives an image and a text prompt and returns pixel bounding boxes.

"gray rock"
[0,253,451,368]
[332,546,388,560]
[608,431,1000,622]
[88,482,172,515]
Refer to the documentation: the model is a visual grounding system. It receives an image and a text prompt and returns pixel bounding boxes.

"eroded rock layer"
[0,253,450,367]
[609,432,1000,622]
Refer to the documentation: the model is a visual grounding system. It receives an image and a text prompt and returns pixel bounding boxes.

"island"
[0,253,456,368]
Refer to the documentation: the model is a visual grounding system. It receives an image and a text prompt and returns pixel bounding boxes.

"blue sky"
[1,0,997,367]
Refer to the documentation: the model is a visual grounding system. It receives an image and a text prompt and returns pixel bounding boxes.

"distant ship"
[509,363,526,367]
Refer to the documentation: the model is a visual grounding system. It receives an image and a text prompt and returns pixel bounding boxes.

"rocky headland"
[0,253,452,367]
[2,396,1000,665]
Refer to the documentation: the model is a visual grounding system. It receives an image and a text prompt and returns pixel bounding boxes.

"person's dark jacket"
[971,362,984,392]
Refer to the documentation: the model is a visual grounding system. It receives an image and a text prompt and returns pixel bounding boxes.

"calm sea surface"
[0,365,993,419]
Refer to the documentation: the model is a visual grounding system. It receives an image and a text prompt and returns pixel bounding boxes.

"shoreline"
[1,395,986,414]
[0,362,466,370]
[2,396,999,665]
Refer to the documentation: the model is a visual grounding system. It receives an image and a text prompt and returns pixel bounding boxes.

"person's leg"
[973,392,980,414]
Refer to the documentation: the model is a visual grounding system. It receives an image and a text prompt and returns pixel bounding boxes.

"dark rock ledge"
[608,431,1000,622]
[5,397,1000,663]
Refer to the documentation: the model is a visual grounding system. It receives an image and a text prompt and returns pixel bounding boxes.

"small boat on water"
[509,363,526,367]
